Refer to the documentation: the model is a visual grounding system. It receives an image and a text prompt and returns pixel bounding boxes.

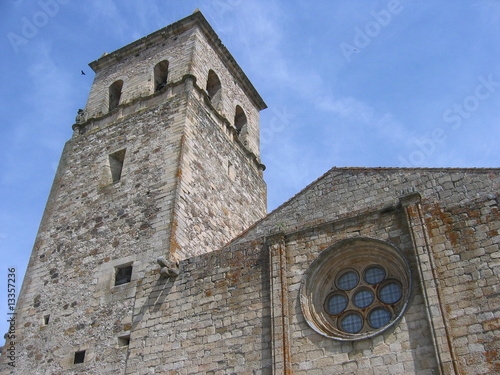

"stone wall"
[236,168,499,243]
[424,194,499,373]
[171,80,267,260]
[1,89,186,374]
[84,27,197,120]
[83,12,265,159]
[190,28,262,156]
[231,167,499,375]
[0,12,268,371]
[2,10,498,375]
[124,242,272,375]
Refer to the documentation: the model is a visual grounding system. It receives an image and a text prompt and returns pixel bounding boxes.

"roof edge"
[223,165,500,248]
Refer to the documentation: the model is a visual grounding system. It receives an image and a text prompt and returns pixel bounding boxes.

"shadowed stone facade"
[1,11,499,375]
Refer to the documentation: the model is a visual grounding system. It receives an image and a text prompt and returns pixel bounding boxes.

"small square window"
[118,335,130,347]
[74,350,85,364]
[115,265,133,286]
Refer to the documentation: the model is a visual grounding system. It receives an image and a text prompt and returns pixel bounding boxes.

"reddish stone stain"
[226,269,242,285]
[485,350,498,363]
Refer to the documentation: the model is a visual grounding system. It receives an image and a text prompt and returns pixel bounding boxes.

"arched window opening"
[109,80,123,112]
[154,60,169,92]
[206,70,221,107]
[234,106,247,134]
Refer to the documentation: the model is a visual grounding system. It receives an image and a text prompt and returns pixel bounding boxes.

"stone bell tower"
[1,11,266,373]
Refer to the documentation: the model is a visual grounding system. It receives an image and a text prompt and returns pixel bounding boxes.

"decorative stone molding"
[300,237,412,341]
[268,235,292,374]
[400,193,460,374]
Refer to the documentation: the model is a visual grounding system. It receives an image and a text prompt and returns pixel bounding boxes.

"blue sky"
[1,0,499,338]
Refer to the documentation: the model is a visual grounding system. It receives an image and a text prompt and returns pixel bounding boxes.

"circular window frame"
[352,288,375,308]
[299,237,412,341]
[335,268,359,291]
[324,291,349,315]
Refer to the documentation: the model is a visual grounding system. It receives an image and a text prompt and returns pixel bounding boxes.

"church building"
[1,11,498,375]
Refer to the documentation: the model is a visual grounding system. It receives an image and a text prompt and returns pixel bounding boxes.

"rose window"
[300,238,412,340]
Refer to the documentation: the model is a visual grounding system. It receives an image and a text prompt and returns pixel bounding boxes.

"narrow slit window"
[44,314,50,325]
[74,350,85,364]
[109,80,123,112]
[115,265,133,286]
[109,149,126,183]
[154,60,169,92]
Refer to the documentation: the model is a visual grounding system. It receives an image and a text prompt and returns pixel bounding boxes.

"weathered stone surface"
[230,167,499,374]
[1,11,498,375]
[0,12,266,375]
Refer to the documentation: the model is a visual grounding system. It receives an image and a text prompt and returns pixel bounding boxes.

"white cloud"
[204,1,289,81]
[317,95,374,123]
[83,0,130,43]
[315,94,412,147]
